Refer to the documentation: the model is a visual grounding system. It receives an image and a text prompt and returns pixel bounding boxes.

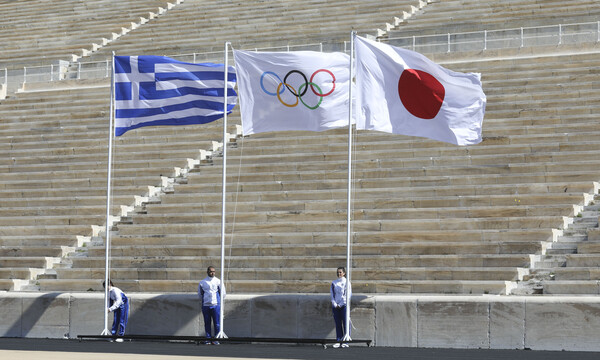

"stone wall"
[1,292,599,351]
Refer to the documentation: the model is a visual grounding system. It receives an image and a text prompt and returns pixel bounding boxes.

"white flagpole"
[216,42,230,339]
[342,32,355,343]
[101,52,116,336]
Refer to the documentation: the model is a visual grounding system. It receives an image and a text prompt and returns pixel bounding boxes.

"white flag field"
[233,50,352,135]
[354,35,486,146]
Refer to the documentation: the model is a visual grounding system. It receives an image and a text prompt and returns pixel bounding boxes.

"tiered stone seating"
[0,0,173,69]
[88,0,421,61]
[0,81,238,290]
[387,0,600,38]
[35,49,600,295]
[4,0,600,297]
[521,197,600,294]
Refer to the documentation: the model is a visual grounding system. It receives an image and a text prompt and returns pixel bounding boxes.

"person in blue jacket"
[330,266,351,348]
[198,266,225,345]
[103,279,129,342]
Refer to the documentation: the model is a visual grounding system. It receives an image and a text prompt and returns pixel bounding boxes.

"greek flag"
[113,55,237,136]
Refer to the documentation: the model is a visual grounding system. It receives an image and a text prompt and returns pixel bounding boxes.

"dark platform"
[77,333,372,348]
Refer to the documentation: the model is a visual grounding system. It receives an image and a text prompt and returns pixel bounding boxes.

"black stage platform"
[77,333,372,348]
[2,337,600,360]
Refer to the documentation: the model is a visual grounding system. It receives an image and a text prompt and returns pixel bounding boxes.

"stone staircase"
[518,193,600,294]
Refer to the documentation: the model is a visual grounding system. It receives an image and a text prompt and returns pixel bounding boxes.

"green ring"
[298,82,323,110]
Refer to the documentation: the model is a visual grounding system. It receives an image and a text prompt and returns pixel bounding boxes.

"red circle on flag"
[398,69,445,119]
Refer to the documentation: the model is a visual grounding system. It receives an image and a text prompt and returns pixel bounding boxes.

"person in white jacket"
[330,266,351,348]
[103,280,129,341]
[198,266,225,344]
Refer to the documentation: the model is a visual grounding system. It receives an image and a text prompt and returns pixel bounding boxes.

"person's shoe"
[332,343,341,348]
[212,341,220,345]
[115,338,124,343]
[341,343,349,348]
[204,340,211,345]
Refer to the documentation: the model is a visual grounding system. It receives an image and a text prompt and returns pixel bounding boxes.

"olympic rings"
[260,69,336,109]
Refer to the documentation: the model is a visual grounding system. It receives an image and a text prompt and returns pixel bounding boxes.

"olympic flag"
[233,50,351,135]
[354,36,486,146]
[114,55,237,136]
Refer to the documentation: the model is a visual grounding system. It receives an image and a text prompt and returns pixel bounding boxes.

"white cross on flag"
[355,35,486,146]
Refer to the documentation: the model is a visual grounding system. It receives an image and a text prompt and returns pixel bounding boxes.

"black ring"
[283,70,308,97]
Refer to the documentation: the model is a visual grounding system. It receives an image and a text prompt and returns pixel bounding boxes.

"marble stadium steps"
[0,268,42,281]
[0,224,91,237]
[106,226,554,247]
[89,0,419,60]
[118,208,571,232]
[43,261,523,294]
[82,241,541,258]
[59,240,535,293]
[387,0,600,37]
[0,193,137,213]
[538,244,600,294]
[36,278,511,295]
[207,150,600,176]
[163,174,597,195]
[0,0,174,68]
[158,192,584,211]
[0,234,84,292]
[521,201,600,294]
[3,2,600,291]
[142,202,576,220]
[0,87,236,140]
[0,84,237,290]
[189,162,600,187]
[0,257,60,291]
[451,51,600,75]
[229,134,600,160]
[0,175,171,192]
[0,184,151,202]
[43,249,527,293]
[53,266,524,282]
[64,255,532,269]
[109,216,563,236]
[0,246,71,258]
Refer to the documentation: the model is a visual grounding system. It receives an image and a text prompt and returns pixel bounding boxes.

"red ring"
[310,69,335,97]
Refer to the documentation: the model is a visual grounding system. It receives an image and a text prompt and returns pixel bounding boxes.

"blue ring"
[260,71,285,96]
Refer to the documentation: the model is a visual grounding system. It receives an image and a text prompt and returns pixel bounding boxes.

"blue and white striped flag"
[113,55,237,136]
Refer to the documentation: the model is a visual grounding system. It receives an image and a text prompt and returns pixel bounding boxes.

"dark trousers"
[111,301,129,336]
[202,305,221,338]
[332,305,348,341]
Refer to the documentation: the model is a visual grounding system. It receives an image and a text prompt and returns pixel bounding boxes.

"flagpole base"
[342,334,352,342]
[215,331,228,339]
[100,328,110,336]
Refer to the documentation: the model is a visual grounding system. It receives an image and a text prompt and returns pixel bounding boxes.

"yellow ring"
[276,82,299,108]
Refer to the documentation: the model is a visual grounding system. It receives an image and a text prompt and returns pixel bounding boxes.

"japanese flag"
[355,35,486,146]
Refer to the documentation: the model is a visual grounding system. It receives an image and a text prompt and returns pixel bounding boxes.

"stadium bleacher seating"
[2,0,600,297]
[0,0,174,69]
